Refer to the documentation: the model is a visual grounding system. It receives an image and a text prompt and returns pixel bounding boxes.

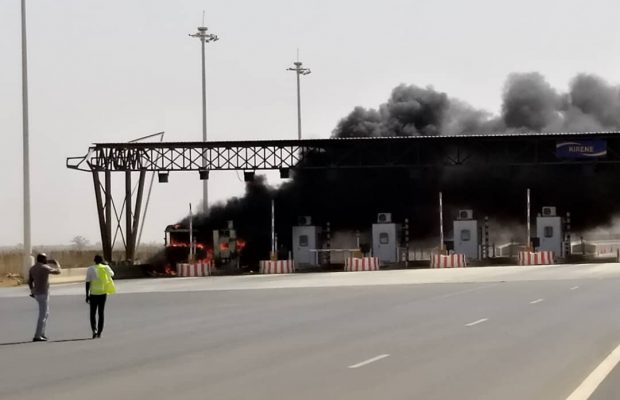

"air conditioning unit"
[377,213,392,223]
[297,216,312,226]
[541,207,556,217]
[457,210,473,220]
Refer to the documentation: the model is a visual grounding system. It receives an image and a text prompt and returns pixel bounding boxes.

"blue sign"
[556,140,607,159]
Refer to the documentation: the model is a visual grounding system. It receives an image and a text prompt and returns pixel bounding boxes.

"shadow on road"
[0,341,33,346]
[0,338,92,346]
[50,338,92,343]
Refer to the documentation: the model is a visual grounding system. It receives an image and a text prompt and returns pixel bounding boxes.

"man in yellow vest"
[85,255,115,339]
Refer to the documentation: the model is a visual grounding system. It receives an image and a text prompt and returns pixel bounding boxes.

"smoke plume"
[333,72,620,135]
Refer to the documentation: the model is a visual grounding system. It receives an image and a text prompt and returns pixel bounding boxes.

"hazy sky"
[2,0,620,247]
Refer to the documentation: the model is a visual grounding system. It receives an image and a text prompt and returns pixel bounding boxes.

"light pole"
[189,18,218,215]
[21,0,32,277]
[287,58,311,140]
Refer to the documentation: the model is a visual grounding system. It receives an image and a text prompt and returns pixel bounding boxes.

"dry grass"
[0,246,161,278]
[0,274,23,287]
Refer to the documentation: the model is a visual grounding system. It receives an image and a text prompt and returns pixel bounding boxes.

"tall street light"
[21,0,32,277]
[287,57,311,140]
[189,18,218,215]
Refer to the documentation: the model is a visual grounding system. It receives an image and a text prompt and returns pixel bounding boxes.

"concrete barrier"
[176,262,214,277]
[259,260,295,274]
[518,251,554,265]
[430,254,467,268]
[344,257,380,271]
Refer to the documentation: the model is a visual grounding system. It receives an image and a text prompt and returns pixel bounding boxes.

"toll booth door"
[295,233,312,264]
[375,231,393,262]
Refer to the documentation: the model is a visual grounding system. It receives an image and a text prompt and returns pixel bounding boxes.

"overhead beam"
[67,132,620,173]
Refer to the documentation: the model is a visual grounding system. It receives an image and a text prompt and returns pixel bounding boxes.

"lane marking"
[465,318,488,327]
[530,298,544,304]
[348,354,390,369]
[566,343,620,400]
[570,286,580,290]
[432,284,500,300]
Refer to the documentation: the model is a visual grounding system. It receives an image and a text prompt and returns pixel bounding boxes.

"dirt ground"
[0,274,23,287]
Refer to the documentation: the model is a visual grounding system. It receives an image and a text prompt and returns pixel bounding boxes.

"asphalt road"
[2,264,620,400]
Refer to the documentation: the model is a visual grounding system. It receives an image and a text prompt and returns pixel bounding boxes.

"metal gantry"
[67,132,620,262]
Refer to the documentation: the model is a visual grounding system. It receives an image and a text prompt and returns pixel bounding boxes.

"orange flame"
[169,238,189,247]
[163,265,177,276]
[169,239,206,250]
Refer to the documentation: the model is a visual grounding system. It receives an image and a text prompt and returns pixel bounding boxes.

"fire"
[164,265,177,276]
[196,248,214,263]
[169,238,189,247]
[169,237,245,253]
[169,238,206,250]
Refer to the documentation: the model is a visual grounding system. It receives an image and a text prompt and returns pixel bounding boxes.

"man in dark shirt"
[28,253,62,342]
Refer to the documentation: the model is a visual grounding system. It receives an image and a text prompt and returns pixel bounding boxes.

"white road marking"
[348,354,390,369]
[566,343,620,400]
[465,318,488,327]
[570,286,580,290]
[530,298,544,304]
[432,284,499,300]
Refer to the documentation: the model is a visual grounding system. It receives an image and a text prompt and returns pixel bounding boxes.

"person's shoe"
[41,335,48,340]
[96,333,101,338]
[92,331,98,339]
[32,337,47,342]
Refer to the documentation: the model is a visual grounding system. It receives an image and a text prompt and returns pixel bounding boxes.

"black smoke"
[180,73,620,265]
[333,72,620,136]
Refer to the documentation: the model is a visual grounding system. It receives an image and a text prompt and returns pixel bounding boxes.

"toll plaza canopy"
[66,131,620,262]
[67,131,620,173]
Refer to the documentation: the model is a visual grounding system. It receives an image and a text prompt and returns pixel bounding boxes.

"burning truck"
[163,221,246,273]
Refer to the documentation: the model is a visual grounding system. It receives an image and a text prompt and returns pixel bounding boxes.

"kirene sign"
[555,140,607,159]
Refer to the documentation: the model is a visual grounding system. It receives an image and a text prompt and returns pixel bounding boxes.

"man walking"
[28,253,62,342]
[85,255,115,339]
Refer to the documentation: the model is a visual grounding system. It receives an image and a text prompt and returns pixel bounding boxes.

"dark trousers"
[89,294,107,334]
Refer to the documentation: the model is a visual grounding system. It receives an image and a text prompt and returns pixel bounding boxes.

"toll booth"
[536,206,563,256]
[213,220,243,269]
[213,220,237,260]
[292,216,321,266]
[372,213,401,263]
[453,209,481,260]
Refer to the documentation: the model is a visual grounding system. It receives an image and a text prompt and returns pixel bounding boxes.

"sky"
[1,0,620,248]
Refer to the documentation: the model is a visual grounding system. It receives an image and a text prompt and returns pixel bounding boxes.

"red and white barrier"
[518,251,554,265]
[176,262,214,277]
[595,246,618,257]
[344,257,380,271]
[430,254,467,268]
[259,260,295,274]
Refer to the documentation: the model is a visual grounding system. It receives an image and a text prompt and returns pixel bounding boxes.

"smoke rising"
[502,72,562,131]
[333,72,620,135]
[180,73,620,264]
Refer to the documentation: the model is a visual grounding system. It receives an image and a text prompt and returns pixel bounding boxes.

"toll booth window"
[461,229,471,242]
[380,233,389,244]
[299,235,309,247]
[544,226,553,238]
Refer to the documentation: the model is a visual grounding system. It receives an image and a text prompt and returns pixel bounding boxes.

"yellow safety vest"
[90,264,116,295]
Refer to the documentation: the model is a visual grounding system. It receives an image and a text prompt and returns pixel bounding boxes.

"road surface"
[1,264,620,399]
